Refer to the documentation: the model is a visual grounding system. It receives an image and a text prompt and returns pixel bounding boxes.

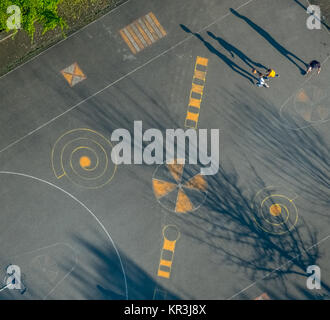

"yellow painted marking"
[119,29,137,54]
[126,25,144,50]
[73,64,85,78]
[269,204,282,216]
[194,70,207,81]
[191,83,204,95]
[61,62,86,87]
[163,238,176,251]
[189,98,201,109]
[148,12,167,37]
[255,293,271,300]
[157,226,179,279]
[296,90,310,103]
[185,57,208,128]
[186,111,199,123]
[157,270,170,278]
[153,179,177,198]
[142,16,159,41]
[62,72,73,85]
[185,174,207,192]
[196,56,209,66]
[120,13,166,54]
[51,128,117,189]
[134,21,152,46]
[167,162,184,183]
[79,156,91,169]
[175,189,194,213]
[160,259,172,268]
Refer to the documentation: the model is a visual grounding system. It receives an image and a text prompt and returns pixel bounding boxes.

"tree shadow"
[230,8,308,74]
[62,234,180,300]
[73,78,329,299]
[206,31,267,71]
[180,24,258,84]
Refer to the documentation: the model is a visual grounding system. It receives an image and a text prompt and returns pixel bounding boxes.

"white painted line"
[227,234,330,300]
[0,171,129,299]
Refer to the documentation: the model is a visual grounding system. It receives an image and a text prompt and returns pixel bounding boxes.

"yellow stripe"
[160,259,172,268]
[186,111,199,122]
[126,25,144,50]
[196,56,208,66]
[134,21,152,45]
[189,98,201,108]
[120,29,138,54]
[142,16,159,41]
[148,12,167,36]
[157,270,170,278]
[191,83,204,95]
[194,70,206,81]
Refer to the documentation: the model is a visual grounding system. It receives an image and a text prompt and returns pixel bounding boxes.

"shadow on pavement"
[206,31,267,71]
[180,24,258,84]
[230,8,308,74]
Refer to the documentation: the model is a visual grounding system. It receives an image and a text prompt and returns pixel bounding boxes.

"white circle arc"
[0,171,128,299]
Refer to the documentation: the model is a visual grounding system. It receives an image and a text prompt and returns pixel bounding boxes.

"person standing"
[253,69,270,88]
[264,68,280,79]
[306,60,321,75]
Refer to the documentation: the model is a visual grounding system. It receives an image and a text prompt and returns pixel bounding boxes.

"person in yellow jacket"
[264,68,280,79]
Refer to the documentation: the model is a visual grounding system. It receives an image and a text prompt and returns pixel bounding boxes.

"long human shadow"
[293,0,330,31]
[230,8,308,74]
[207,31,267,71]
[180,24,257,84]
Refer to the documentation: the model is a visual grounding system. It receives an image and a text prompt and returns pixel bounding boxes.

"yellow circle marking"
[269,204,282,216]
[80,156,91,169]
[51,128,117,189]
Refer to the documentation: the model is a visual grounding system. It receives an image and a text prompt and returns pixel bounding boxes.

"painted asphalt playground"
[0,0,329,299]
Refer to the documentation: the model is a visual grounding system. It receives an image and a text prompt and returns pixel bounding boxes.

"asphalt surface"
[0,0,329,299]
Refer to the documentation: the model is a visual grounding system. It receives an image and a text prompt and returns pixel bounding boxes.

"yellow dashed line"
[185,56,208,129]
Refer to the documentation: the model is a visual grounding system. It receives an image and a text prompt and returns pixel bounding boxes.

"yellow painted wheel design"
[152,159,208,214]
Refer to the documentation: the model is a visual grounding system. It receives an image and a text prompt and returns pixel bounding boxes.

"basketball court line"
[227,233,330,300]
[4,242,78,299]
[0,0,255,156]
[0,171,128,299]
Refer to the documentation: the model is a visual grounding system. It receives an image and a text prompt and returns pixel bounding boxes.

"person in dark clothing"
[306,60,321,75]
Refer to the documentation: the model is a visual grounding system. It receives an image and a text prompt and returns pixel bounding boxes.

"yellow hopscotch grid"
[185,56,209,129]
[120,12,167,54]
